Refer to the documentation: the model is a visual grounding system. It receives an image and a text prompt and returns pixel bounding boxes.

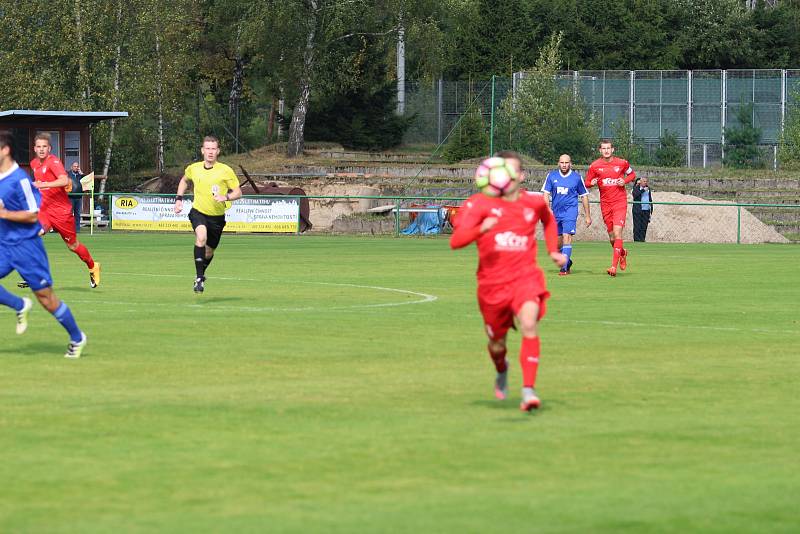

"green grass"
[1,234,799,533]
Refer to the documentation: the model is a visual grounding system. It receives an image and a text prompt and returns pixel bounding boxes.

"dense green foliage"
[495,34,597,164]
[2,233,799,530]
[305,41,412,151]
[724,104,765,168]
[2,1,799,172]
[654,130,687,167]
[442,106,489,163]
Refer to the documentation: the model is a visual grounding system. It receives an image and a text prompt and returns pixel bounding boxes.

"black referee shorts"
[188,208,227,249]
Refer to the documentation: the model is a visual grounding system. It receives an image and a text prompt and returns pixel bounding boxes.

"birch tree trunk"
[99,1,123,194]
[156,32,166,174]
[287,3,317,158]
[74,0,92,106]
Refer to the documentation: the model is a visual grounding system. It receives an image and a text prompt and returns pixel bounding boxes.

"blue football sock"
[562,245,573,271]
[53,302,82,342]
[0,285,25,312]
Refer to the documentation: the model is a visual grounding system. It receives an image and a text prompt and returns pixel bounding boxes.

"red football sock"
[612,238,623,268]
[519,336,541,388]
[73,244,95,269]
[488,345,508,373]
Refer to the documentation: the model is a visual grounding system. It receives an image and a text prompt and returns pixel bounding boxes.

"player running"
[0,133,87,358]
[584,140,637,277]
[541,154,591,276]
[25,133,100,288]
[451,151,566,412]
[174,136,242,293]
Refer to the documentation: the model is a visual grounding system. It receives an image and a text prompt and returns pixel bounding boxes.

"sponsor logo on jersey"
[494,231,529,250]
[556,186,569,195]
[490,208,503,217]
[602,178,620,186]
[614,166,620,173]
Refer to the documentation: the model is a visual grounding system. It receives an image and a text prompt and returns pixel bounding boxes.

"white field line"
[547,318,799,336]
[76,271,438,312]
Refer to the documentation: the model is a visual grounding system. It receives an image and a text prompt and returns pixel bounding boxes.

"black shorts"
[188,208,226,249]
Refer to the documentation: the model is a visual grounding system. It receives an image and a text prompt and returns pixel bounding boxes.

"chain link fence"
[404,70,800,168]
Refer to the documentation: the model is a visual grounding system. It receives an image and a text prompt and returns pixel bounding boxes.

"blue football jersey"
[0,163,42,244]
[541,170,588,219]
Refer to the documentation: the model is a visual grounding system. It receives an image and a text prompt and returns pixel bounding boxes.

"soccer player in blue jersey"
[541,154,592,275]
[0,133,87,358]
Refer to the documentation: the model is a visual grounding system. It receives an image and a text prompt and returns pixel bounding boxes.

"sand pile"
[564,191,788,244]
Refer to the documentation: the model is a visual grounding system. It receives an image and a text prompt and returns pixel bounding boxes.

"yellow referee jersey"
[184,161,240,216]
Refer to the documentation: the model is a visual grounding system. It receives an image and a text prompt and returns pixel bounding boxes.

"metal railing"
[94,193,800,244]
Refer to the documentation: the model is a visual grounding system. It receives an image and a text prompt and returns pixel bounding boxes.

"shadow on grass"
[471,397,567,420]
[191,296,245,305]
[0,341,65,357]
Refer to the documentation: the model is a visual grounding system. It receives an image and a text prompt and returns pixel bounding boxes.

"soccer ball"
[474,157,518,197]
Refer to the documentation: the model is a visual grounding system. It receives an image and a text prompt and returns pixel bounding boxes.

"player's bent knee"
[34,288,60,313]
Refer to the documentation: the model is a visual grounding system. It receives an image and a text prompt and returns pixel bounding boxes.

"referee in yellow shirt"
[174,136,242,293]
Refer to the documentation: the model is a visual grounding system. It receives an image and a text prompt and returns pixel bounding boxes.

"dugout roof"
[0,110,129,124]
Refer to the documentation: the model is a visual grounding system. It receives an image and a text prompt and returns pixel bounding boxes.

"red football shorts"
[39,206,77,246]
[601,201,627,232]
[477,270,550,341]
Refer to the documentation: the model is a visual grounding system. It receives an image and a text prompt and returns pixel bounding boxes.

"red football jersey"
[30,154,70,211]
[451,190,559,286]
[585,156,636,205]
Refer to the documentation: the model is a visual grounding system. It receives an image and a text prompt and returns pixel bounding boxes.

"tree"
[654,130,686,167]
[442,105,489,163]
[494,33,596,164]
[778,93,800,169]
[724,103,763,168]
[610,118,651,166]
[305,38,412,151]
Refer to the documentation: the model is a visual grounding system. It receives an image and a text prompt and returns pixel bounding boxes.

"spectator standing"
[631,177,653,242]
[67,162,84,233]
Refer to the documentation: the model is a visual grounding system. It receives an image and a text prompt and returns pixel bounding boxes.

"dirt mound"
[568,191,788,244]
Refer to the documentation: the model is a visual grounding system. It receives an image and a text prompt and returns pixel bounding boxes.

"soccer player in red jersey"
[451,151,566,411]
[29,133,100,288]
[584,139,637,277]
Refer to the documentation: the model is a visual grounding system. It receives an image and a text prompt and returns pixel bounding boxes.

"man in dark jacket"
[631,177,653,242]
[67,162,84,233]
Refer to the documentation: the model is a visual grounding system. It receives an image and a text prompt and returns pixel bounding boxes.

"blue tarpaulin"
[401,207,444,235]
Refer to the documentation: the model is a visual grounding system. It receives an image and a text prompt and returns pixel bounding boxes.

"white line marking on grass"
[548,318,799,336]
[81,272,438,312]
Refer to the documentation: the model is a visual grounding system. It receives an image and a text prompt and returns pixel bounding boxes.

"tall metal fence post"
[394,198,401,236]
[722,70,728,163]
[737,205,741,244]
[490,75,496,156]
[437,79,443,145]
[687,70,693,167]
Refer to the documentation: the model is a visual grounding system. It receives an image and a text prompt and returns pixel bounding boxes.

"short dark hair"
[202,135,220,147]
[599,139,614,147]
[0,131,14,158]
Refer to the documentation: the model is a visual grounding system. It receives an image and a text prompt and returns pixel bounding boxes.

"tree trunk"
[99,1,123,195]
[74,0,91,106]
[267,96,277,143]
[287,5,317,158]
[156,32,165,173]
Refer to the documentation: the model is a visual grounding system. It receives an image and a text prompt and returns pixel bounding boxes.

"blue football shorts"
[556,217,578,235]
[0,237,53,291]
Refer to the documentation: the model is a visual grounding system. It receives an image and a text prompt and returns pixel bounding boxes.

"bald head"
[558,154,572,174]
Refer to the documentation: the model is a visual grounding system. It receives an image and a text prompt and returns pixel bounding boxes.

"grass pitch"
[1,233,798,533]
